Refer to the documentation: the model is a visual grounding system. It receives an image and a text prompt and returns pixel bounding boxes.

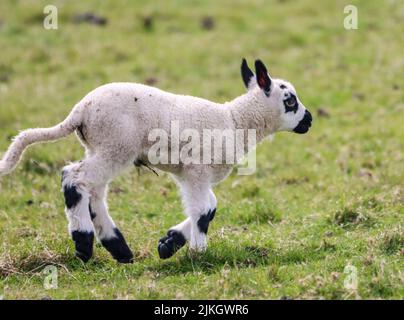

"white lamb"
[0,59,312,263]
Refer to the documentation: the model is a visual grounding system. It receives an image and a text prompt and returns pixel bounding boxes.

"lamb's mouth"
[294,123,310,134]
[293,110,312,134]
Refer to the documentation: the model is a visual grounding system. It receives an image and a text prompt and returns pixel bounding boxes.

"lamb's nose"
[305,110,312,123]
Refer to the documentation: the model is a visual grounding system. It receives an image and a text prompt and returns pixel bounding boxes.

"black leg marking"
[71,230,94,263]
[158,230,186,259]
[88,203,96,220]
[197,210,211,234]
[101,228,134,263]
[208,208,216,221]
[197,208,217,234]
[63,185,82,209]
[61,169,82,209]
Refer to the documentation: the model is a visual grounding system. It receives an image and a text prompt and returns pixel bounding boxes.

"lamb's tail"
[0,106,83,176]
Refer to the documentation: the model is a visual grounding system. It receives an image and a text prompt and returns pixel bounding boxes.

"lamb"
[0,59,312,263]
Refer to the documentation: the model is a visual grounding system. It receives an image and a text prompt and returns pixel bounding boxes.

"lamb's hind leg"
[89,185,133,263]
[62,162,95,263]
[158,185,217,259]
[62,156,133,263]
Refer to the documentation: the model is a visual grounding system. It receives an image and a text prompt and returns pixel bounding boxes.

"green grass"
[0,0,403,299]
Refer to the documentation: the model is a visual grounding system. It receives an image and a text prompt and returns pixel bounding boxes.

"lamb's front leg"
[158,186,217,259]
[188,187,217,252]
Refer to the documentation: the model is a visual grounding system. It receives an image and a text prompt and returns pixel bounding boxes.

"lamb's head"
[241,58,312,134]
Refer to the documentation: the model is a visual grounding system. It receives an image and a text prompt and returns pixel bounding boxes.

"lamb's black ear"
[255,59,272,96]
[241,58,255,90]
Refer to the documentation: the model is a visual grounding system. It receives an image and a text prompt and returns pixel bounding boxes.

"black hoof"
[116,256,134,264]
[101,228,134,263]
[72,231,94,263]
[158,230,186,259]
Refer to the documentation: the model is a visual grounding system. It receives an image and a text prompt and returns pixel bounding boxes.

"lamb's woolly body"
[79,83,289,179]
[0,60,311,262]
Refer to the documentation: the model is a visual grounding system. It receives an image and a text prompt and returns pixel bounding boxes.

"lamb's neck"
[225,90,275,143]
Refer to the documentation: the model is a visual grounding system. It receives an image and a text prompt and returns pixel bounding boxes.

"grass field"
[0,0,403,299]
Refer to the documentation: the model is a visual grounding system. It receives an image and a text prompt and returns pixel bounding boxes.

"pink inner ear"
[258,76,266,88]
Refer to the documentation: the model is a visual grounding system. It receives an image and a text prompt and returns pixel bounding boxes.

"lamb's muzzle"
[293,110,313,134]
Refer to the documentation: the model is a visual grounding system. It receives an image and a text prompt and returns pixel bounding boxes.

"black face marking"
[101,228,134,263]
[293,110,312,134]
[158,229,186,259]
[88,203,96,220]
[71,230,94,263]
[284,93,298,113]
[280,84,287,89]
[197,208,216,234]
[63,185,82,209]
[241,58,254,89]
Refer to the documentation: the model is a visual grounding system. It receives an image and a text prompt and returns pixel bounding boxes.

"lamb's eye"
[285,96,296,107]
